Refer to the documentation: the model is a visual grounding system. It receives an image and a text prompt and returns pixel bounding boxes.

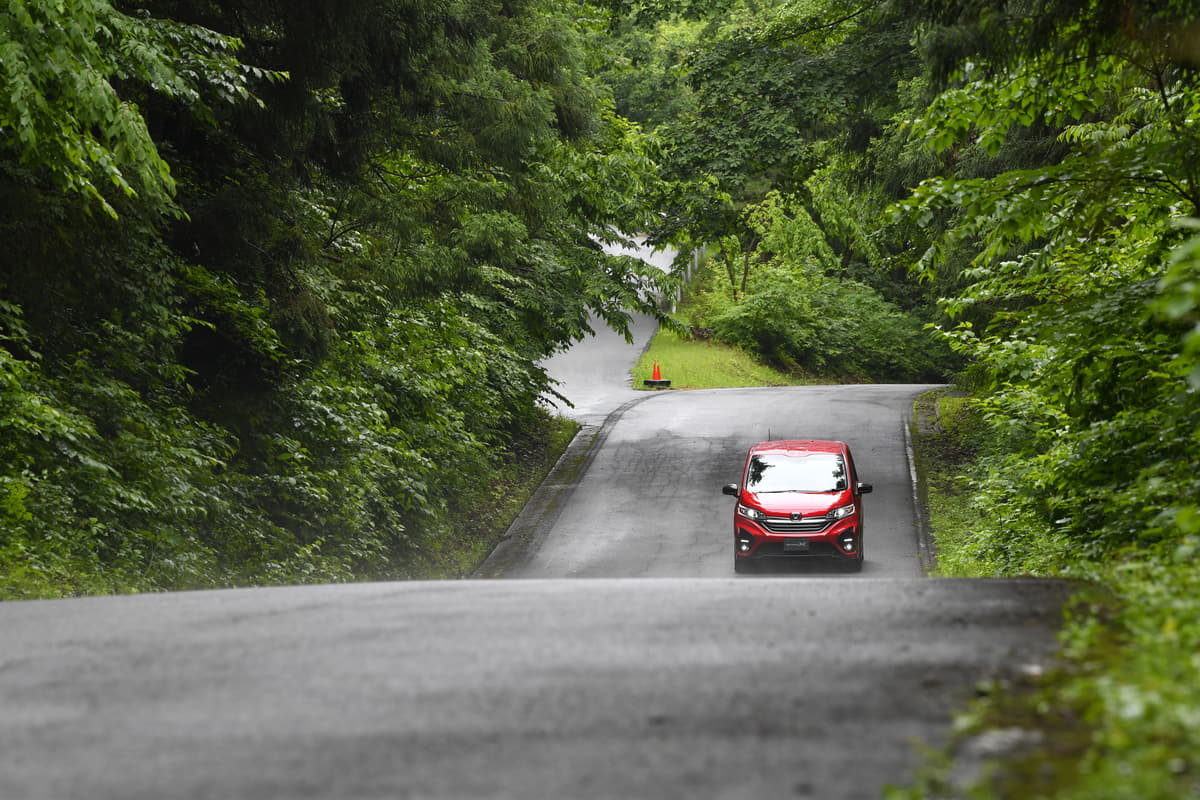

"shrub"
[708,262,956,382]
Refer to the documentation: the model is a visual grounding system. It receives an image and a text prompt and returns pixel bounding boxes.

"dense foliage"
[684,192,951,380]
[604,0,1200,565]
[893,0,1200,571]
[1,0,670,595]
[892,6,1200,789]
[605,0,959,381]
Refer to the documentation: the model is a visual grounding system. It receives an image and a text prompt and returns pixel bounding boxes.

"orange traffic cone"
[644,360,671,389]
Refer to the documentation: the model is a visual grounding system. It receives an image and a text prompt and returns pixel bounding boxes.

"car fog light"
[737,530,754,553]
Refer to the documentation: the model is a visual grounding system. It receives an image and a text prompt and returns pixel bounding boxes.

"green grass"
[910,388,993,578]
[631,328,810,389]
[409,413,580,579]
[900,388,1200,800]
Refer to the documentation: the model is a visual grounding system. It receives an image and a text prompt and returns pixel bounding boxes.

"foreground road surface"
[0,577,1069,800]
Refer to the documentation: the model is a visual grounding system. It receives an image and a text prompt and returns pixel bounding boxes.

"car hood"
[743,491,851,517]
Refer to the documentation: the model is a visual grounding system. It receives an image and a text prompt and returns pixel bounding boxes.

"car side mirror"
[722,483,739,496]
[857,482,873,495]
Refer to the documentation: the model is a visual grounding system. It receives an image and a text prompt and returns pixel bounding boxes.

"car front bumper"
[734,521,861,562]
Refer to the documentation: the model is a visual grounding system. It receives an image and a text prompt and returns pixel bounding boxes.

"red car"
[722,440,872,573]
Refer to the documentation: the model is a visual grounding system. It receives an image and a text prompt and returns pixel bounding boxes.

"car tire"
[734,557,755,575]
[844,547,864,572]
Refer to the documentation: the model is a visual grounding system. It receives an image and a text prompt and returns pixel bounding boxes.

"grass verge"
[631,327,809,389]
[909,388,992,577]
[897,388,1200,800]
[404,412,579,580]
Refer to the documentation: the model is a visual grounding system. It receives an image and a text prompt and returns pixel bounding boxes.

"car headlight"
[826,503,856,521]
[737,504,764,522]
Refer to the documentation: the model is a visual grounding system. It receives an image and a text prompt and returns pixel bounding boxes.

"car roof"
[748,439,846,456]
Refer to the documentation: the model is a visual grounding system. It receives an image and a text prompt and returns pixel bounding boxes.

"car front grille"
[761,516,831,534]
[754,541,840,558]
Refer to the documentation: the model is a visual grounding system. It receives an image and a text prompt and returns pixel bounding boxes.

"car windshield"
[746,453,847,493]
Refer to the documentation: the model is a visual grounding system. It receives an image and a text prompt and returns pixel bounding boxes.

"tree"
[1,0,674,594]
[606,0,952,379]
[892,0,1200,566]
[0,0,273,217]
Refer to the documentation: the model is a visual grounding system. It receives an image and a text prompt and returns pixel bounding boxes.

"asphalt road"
[485,384,931,580]
[0,578,1067,800]
[0,240,1071,799]
[538,237,669,425]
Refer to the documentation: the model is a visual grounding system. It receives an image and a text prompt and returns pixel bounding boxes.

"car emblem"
[790,512,802,521]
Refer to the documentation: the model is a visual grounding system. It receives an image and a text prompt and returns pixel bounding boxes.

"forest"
[3,1,1200,794]
[2,0,680,592]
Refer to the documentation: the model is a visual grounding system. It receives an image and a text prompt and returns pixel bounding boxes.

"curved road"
[538,237,670,425]
[0,241,1070,799]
